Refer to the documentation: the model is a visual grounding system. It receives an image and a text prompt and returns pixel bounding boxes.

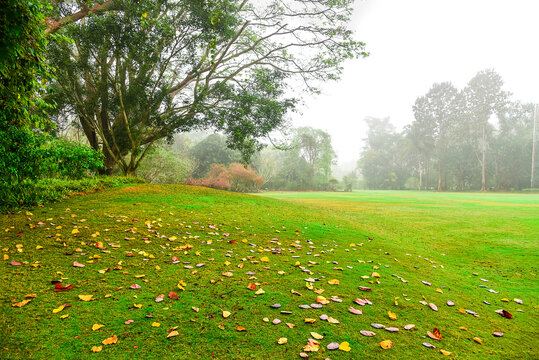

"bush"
[0,176,145,212]
[186,163,264,192]
[41,138,104,179]
[137,147,193,184]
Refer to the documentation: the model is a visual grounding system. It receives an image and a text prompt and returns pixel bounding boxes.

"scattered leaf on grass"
[92,324,104,331]
[380,340,393,349]
[102,335,117,345]
[167,331,179,338]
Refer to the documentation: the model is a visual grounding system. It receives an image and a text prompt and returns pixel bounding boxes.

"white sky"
[292,0,539,164]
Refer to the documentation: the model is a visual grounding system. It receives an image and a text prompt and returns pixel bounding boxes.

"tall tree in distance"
[463,69,508,191]
[412,82,459,191]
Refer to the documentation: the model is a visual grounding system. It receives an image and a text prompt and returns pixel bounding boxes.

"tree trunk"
[418,160,423,190]
[481,125,486,191]
[437,161,442,192]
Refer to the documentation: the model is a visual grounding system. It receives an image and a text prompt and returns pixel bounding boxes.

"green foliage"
[189,134,240,178]
[40,138,104,178]
[0,176,144,211]
[0,128,103,185]
[0,0,54,129]
[137,146,194,184]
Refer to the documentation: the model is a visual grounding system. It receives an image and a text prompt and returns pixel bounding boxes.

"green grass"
[1,186,538,359]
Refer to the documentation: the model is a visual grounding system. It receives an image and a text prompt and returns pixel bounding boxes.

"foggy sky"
[293,0,539,164]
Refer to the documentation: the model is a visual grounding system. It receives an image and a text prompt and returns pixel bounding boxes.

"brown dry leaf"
[380,340,393,349]
[101,335,117,345]
[12,299,31,307]
[169,291,179,300]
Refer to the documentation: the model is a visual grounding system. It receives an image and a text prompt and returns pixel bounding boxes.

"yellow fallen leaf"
[218,324,225,330]
[310,332,324,340]
[224,261,231,266]
[72,229,79,234]
[260,256,270,262]
[91,346,102,353]
[339,341,351,352]
[440,349,451,355]
[328,279,340,285]
[53,305,65,313]
[277,337,287,344]
[101,335,117,345]
[371,272,380,278]
[36,245,43,250]
[152,322,160,327]
[223,311,231,318]
[501,298,509,302]
[167,330,179,338]
[254,288,265,295]
[134,303,142,309]
[459,326,468,331]
[192,307,199,312]
[3,254,8,260]
[92,324,104,331]
[473,337,482,344]
[327,317,340,324]
[78,295,93,302]
[304,318,316,323]
[388,311,397,320]
[436,288,443,293]
[60,314,69,319]
[380,340,393,349]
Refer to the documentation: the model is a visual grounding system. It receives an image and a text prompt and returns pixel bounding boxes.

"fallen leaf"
[101,335,117,345]
[473,337,482,344]
[310,332,324,340]
[427,328,442,340]
[12,299,31,307]
[78,295,93,302]
[339,342,351,351]
[167,330,179,338]
[278,337,287,344]
[73,261,85,268]
[52,305,65,313]
[54,283,74,292]
[349,306,362,315]
[236,326,246,331]
[92,324,104,331]
[152,322,160,327]
[388,311,397,320]
[260,256,269,262]
[169,291,178,300]
[223,311,231,318]
[360,330,376,337]
[380,340,393,349]
[328,279,340,285]
[439,349,451,356]
[91,346,102,353]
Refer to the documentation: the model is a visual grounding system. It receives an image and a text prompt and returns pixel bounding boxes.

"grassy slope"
[1,186,537,359]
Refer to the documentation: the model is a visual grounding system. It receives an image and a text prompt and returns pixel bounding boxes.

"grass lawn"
[1,186,537,359]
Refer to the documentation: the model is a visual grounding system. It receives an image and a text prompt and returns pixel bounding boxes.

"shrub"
[41,138,104,179]
[136,147,193,184]
[0,176,145,212]
[186,163,264,192]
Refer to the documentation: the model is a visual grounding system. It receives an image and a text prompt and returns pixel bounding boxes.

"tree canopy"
[46,0,367,175]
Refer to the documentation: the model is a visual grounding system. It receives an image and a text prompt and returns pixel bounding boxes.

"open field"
[1,186,538,359]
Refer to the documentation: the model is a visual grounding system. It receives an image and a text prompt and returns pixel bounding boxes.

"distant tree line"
[358,69,537,191]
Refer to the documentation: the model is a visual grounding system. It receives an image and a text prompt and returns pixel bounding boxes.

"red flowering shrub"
[186,163,263,192]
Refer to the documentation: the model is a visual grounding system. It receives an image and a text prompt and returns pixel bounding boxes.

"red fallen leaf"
[247,283,256,290]
[427,328,442,340]
[501,310,513,319]
[54,283,74,292]
[169,291,179,300]
[228,240,237,244]
[10,261,23,266]
[16,231,24,236]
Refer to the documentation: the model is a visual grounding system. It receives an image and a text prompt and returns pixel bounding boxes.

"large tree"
[412,82,459,191]
[47,0,366,175]
[462,69,508,191]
